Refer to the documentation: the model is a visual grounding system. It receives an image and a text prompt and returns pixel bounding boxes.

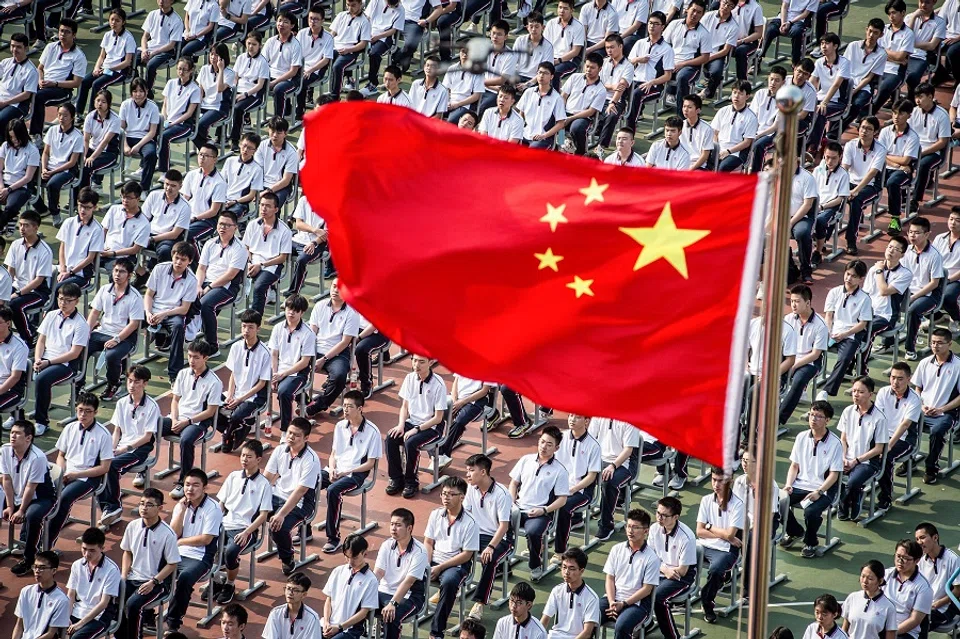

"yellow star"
[619,203,711,279]
[540,203,568,232]
[534,248,564,272]
[566,276,595,298]
[579,178,609,205]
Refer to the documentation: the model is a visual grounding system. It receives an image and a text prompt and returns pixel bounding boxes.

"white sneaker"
[920,318,931,331]
[561,138,577,154]
[35,423,48,436]
[132,473,145,489]
[468,603,484,621]
[652,473,665,488]
[437,454,453,472]
[2,416,14,430]
[128,168,143,180]
[267,288,277,305]
[169,483,184,500]
[816,390,829,402]
[669,475,687,490]
[98,507,123,527]
[950,321,960,334]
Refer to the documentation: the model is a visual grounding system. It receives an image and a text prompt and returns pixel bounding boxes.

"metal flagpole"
[746,84,804,639]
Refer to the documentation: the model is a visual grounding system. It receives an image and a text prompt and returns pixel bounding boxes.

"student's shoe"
[2,416,15,430]
[530,566,545,581]
[290,530,313,545]
[668,475,686,490]
[266,288,277,305]
[360,83,378,97]
[837,509,850,521]
[811,250,822,267]
[10,560,32,576]
[99,507,124,527]
[950,321,960,334]
[169,483,184,500]
[35,423,48,436]
[216,583,236,605]
[905,351,918,361]
[437,454,453,473]
[845,245,858,256]
[402,484,419,499]
[816,390,829,402]
[888,218,902,234]
[801,545,818,558]
[507,422,530,439]
[385,480,403,496]
[652,473,665,488]
[537,407,554,421]
[133,472,146,488]
[923,471,939,485]
[779,534,799,549]
[593,528,614,542]
[703,605,718,624]
[322,539,342,554]
[550,553,563,565]
[281,559,296,576]
[304,399,326,417]
[468,603,484,621]
[100,384,121,402]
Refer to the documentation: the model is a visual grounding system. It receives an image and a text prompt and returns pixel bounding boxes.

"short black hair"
[810,400,834,420]
[267,116,289,133]
[342,533,369,556]
[560,547,588,569]
[585,52,604,67]
[682,94,703,109]
[845,259,867,278]
[909,215,931,233]
[542,425,563,445]
[289,417,313,437]
[444,476,467,494]
[120,181,142,198]
[287,572,312,591]
[852,375,875,393]
[35,550,59,569]
[241,439,264,457]
[510,581,536,603]
[164,168,184,184]
[770,65,788,79]
[658,496,682,516]
[77,187,100,207]
[390,507,415,528]
[80,526,106,546]
[76,391,99,412]
[343,389,365,407]
[788,284,812,302]
[59,282,82,300]
[239,309,263,326]
[128,365,152,382]
[11,420,34,438]
[185,468,209,485]
[627,508,652,527]
[260,190,280,210]
[285,294,309,313]
[172,241,197,262]
[465,453,492,474]
[460,618,486,639]
[187,338,217,357]
[143,487,164,505]
[819,32,841,47]
[222,603,248,626]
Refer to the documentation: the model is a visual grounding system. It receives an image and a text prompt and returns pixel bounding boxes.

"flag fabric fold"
[302,102,768,469]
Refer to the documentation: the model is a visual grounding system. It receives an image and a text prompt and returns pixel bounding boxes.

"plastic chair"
[89,579,126,639]
[452,385,499,458]
[141,563,178,639]
[154,410,221,482]
[667,545,703,639]
[852,444,888,527]
[508,507,558,583]
[324,456,380,537]
[190,527,226,628]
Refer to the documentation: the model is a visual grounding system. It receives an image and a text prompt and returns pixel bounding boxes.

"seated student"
[662,0,709,116]
[161,339,222,499]
[649,496,697,639]
[748,67,786,175]
[902,217,944,361]
[96,365,159,526]
[579,0,618,56]
[30,19,87,139]
[841,117,886,254]
[182,143,227,253]
[912,327,960,485]
[222,133,263,222]
[711,81,757,172]
[1,420,56,577]
[789,165,820,285]
[254,118,298,207]
[517,62,567,148]
[265,417,322,575]
[916,522,960,637]
[594,35,634,152]
[32,283,89,437]
[377,66,413,107]
[265,572,322,638]
[759,0,817,66]
[809,33,850,152]
[698,0,738,101]
[909,83,950,212]
[0,119,40,232]
[220,310,271,450]
[781,400,842,558]
[241,191,292,317]
[559,53,606,156]
[263,10,302,120]
[493,583,547,639]
[139,0,184,90]
[935,209,960,333]
[101,181,149,272]
[513,13,555,88]
[78,90,122,193]
[322,533,380,638]
[311,390,380,553]
[816,260,872,400]
[842,20,886,131]
[5,211,53,345]
[0,305,27,420]
[385,354,448,498]
[551,414,600,558]
[410,57,450,118]
[361,0,402,95]
[436,375,494,470]
[329,0,372,96]
[215,0,253,42]
[679,95,714,170]
[35,102,84,225]
[599,508,660,639]
[145,242,199,379]
[477,84,524,143]
[587,417,637,542]
[862,236,911,366]
[696,467,745,623]
[785,59,817,142]
[295,4,333,119]
[213,439,272,605]
[164,468,223,634]
[285,194,327,296]
[268,295,315,436]
[45,392,112,547]
[879,100,921,235]
[157,57,202,176]
[732,450,781,585]
[641,118,689,169]
[508,425,570,580]
[873,0,916,115]
[874,363,921,511]
[779,284,829,427]
[66,527,122,639]
[476,21,519,114]
[374,507,429,639]
[425,476,480,639]
[905,0,944,100]
[12,550,70,639]
[352,314,386,398]
[228,32,270,152]
[541,548,599,639]
[116,487,180,639]
[141,170,191,271]
[812,142,851,264]
[803,596,848,639]
[82,259,144,401]
[624,12,673,126]
[444,44,485,124]
[53,188,103,302]
[194,212,248,352]
[884,539,933,639]
[545,0,586,87]
[194,44,236,148]
[180,0,220,59]
[77,9,136,113]
[0,35,38,138]
[838,377,888,520]
[0,259,11,305]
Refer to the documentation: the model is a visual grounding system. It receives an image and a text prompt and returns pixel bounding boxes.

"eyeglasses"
[33,565,52,571]
[655,511,676,519]
[217,222,236,228]
[138,501,159,508]
[894,554,915,562]
[59,297,79,303]
[441,491,463,498]
[284,586,306,594]
[809,413,828,421]
[198,152,216,159]
[508,598,529,607]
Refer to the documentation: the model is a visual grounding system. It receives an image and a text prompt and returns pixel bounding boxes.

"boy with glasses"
[13,550,70,639]
[650,497,697,639]
[884,540,933,639]
[493,582,547,639]
[542,547,600,639]
[266,573,322,638]
[598,509,658,639]
[194,212,249,356]
[912,327,960,485]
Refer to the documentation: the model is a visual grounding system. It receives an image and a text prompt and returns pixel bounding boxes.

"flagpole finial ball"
[775,85,804,115]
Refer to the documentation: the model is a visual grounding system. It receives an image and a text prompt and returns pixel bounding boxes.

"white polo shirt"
[602,540,661,601]
[66,555,121,621]
[309,301,360,355]
[909,104,951,148]
[732,0,763,39]
[464,480,512,537]
[843,139,886,186]
[410,79,450,117]
[15,583,70,638]
[217,0,252,28]
[557,429,602,484]
[111,393,161,450]
[425,506,480,564]
[813,163,851,205]
[56,216,105,272]
[629,37,674,84]
[518,86,566,139]
[748,317,798,376]
[783,0,816,22]
[43,124,83,170]
[102,207,151,252]
[331,11,373,48]
[291,195,325,246]
[142,8,184,53]
[233,52,270,94]
[172,366,222,418]
[792,168,818,215]
[269,320,317,372]
[296,28,335,70]
[83,110,122,150]
[561,72,606,115]
[663,20,712,63]
[377,89,413,108]
[367,0,404,35]
[681,117,716,160]
[920,546,960,612]
[933,232,960,278]
[696,493,745,552]
[242,217,292,275]
[824,285,873,335]
[902,242,944,297]
[813,55,851,102]
[883,567,933,639]
[514,35,555,79]
[323,563,380,625]
[544,581,601,639]
[643,141,689,170]
[254,140,298,188]
[197,64,236,112]
[182,167,228,218]
[786,77,817,115]
[614,0,648,30]
[650,520,697,568]
[0,443,51,506]
[732,474,779,527]
[218,468,272,530]
[843,40,887,90]
[184,0,219,38]
[801,623,848,639]
[4,236,53,290]
[99,29,137,68]
[510,454,570,510]
[784,311,829,357]
[599,55,633,100]
[0,330,27,387]
[874,385,922,439]
[375,537,429,596]
[842,591,899,639]
[701,11,739,54]
[914,352,960,408]
[330,418,382,474]
[712,105,758,152]
[161,79,202,121]
[911,13,945,59]
[837,403,888,462]
[0,58,38,104]
[91,283,143,337]
[545,18,586,58]
[143,192,191,236]
[588,417,641,468]
[485,48,518,92]
[479,108,525,142]
[399,371,447,426]
[120,518,180,582]
[39,309,89,361]
[788,429,843,492]
[38,42,87,83]
[146,263,198,313]
[493,614,548,639]
[223,156,264,202]
[0,142,39,186]
[56,420,113,474]
[172,494,222,560]
[263,35,303,79]
[881,24,916,76]
[580,1,619,42]
[443,63,484,103]
[266,443,321,508]
[751,90,779,131]
[264,603,323,639]
[879,124,921,167]
[226,339,271,396]
[199,236,248,285]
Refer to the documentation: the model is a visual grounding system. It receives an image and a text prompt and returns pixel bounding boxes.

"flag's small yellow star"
[540,203,568,232]
[534,248,564,272]
[566,276,595,298]
[620,202,710,279]
[579,178,609,205]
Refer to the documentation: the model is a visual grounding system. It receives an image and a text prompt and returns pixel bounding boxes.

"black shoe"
[811,250,822,267]
[165,618,182,633]
[216,583,236,605]
[923,471,939,485]
[304,399,326,417]
[385,480,403,496]
[402,484,419,499]
[322,265,338,279]
[703,606,718,624]
[11,560,32,576]
[878,499,892,511]
[132,271,149,290]
[837,509,850,521]
[361,385,372,399]
[845,245,859,256]
[281,559,296,576]
[99,383,120,402]
[895,462,909,477]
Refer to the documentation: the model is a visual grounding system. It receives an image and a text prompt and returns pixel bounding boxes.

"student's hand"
[246,263,262,277]
[1,506,12,521]
[105,338,119,349]
[172,419,191,433]
[527,507,545,517]
[137,580,155,595]
[41,169,51,180]
[323,625,340,638]
[304,242,318,256]
[271,372,288,385]
[480,546,494,564]
[93,66,103,77]
[402,428,420,442]
[807,490,821,502]
[729,534,743,548]
[388,424,406,438]
[67,622,79,635]
[430,564,443,580]
[601,464,616,481]
[269,513,284,531]
[63,471,77,483]
[719,149,730,160]
[11,508,25,524]
[817,102,829,115]
[779,22,789,34]
[382,602,397,623]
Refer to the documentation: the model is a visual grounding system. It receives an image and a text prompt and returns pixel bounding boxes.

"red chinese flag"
[302,103,768,469]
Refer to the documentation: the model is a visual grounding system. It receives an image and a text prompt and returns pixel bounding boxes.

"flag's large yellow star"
[566,276,595,298]
[579,178,609,205]
[534,248,564,272]
[619,203,710,279]
[540,203,568,232]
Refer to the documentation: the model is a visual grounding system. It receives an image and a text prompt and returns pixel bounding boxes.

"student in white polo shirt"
[46,393,112,547]
[695,468,745,623]
[157,58,203,177]
[880,101,921,234]
[78,89,123,194]
[711,82,757,172]
[194,43,235,149]
[663,0,710,116]
[117,487,180,639]
[699,0,739,101]
[679,95,714,170]
[748,66,786,175]
[5,210,53,345]
[812,142,851,264]
[493,582,547,639]
[779,284,830,427]
[444,44,485,124]
[294,5,333,120]
[0,34,38,140]
[579,0,619,54]
[77,8,136,113]
[377,66,413,108]
[411,56,450,118]
[328,0,372,97]
[509,425,570,580]
[808,33,850,152]
[193,211,247,353]
[643,118,690,170]
[842,117,886,253]
[269,294,315,436]
[909,83,951,212]
[304,279,359,417]
[464,453,514,621]
[385,354,448,498]
[161,338,222,500]
[54,188,103,301]
[265,417,322,576]
[0,305,28,420]
[884,539,933,639]
[211,439,272,606]
[81,259,143,400]
[101,181,150,268]
[836,377,888,521]
[241,190,292,317]
[1,420,56,577]
[375,507,430,639]
[588,416,637,542]
[649,496,697,639]
[873,0,916,116]
[841,20,887,130]
[606,128,643,167]
[227,32,270,151]
[0,119,40,233]
[758,0,817,66]
[915,522,960,636]
[262,10,303,120]
[141,171,191,274]
[285,193,328,296]
[144,241,199,380]
[912,327,960,485]
[36,102,84,225]
[425,476,481,639]
[66,527,122,639]
[624,12,673,127]
[183,143,227,247]
[219,309,271,450]
[514,13,555,88]
[874,362,921,511]
[560,52,607,155]
[13,550,70,639]
[265,572,322,639]
[30,18,87,139]
[934,209,960,333]
[478,85,524,143]
[165,468,223,633]
[222,133,264,221]
[781,400,842,558]
[256,117,299,207]
[546,1,587,84]
[438,375,495,467]
[594,34,633,149]
[802,595,849,639]
[321,534,380,639]
[139,0,184,90]
[842,559,899,639]
[517,61,567,149]
[817,261,873,400]
[118,78,161,194]
[598,508,660,639]
[542,548,600,639]
[901,217,944,360]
